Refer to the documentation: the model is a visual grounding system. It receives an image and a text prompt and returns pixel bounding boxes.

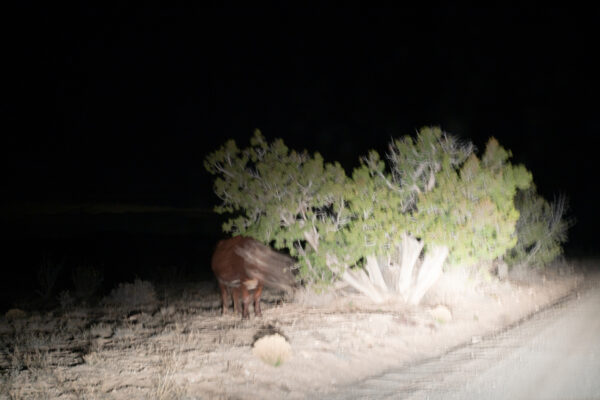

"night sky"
[3,5,600,265]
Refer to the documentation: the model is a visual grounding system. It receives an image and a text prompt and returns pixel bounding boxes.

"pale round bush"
[252,333,292,366]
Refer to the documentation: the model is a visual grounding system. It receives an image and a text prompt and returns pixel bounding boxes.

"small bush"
[103,279,157,310]
[72,265,104,302]
[58,290,75,310]
[508,186,572,267]
[5,309,27,321]
[252,333,292,366]
[36,256,65,300]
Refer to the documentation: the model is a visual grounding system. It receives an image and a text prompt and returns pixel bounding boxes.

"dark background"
[2,5,599,310]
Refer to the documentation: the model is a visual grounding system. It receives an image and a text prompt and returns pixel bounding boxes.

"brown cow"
[211,236,296,318]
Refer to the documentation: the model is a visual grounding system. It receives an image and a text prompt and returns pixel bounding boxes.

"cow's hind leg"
[232,287,242,316]
[253,283,263,317]
[218,282,230,315]
[240,285,252,319]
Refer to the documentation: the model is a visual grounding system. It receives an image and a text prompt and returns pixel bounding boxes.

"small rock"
[429,305,453,323]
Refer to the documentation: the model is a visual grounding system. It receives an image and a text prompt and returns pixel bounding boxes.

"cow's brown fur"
[211,236,295,319]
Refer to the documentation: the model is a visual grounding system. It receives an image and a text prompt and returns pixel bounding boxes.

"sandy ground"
[430,277,600,400]
[0,260,587,399]
[319,269,600,400]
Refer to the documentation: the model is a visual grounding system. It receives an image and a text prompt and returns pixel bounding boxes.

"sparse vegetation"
[36,256,65,302]
[0,269,584,399]
[102,279,157,311]
[153,347,188,400]
[4,309,27,321]
[0,127,576,399]
[58,290,75,310]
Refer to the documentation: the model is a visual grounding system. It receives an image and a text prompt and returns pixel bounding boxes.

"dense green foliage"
[205,126,568,288]
[204,130,358,285]
[348,127,472,263]
[418,137,532,266]
[350,128,532,268]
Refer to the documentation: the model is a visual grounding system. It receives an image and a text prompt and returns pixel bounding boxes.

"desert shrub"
[418,137,532,267]
[103,279,157,309]
[206,127,562,304]
[58,290,75,310]
[507,185,572,267]
[352,132,532,265]
[346,129,531,303]
[252,333,292,366]
[5,308,27,321]
[72,265,104,302]
[36,256,65,301]
[351,127,475,258]
[344,127,475,302]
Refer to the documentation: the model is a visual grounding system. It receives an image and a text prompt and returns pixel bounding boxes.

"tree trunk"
[408,245,449,305]
[364,255,388,292]
[341,269,386,303]
[398,234,424,296]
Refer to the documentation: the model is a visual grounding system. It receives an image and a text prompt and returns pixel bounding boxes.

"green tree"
[345,129,531,303]
[204,129,358,286]
[419,137,532,267]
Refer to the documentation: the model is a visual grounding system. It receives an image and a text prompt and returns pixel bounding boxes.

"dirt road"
[322,275,600,400]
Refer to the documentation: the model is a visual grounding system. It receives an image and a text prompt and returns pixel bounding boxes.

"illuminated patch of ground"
[0,261,587,399]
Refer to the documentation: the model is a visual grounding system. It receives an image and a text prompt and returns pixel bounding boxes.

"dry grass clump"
[152,348,188,400]
[102,279,157,310]
[89,323,113,339]
[252,333,292,367]
[5,309,27,321]
[292,286,337,307]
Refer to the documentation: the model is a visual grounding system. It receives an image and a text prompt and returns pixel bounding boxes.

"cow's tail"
[234,239,296,291]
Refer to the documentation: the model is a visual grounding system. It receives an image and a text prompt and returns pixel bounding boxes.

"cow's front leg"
[241,286,251,319]
[253,284,263,317]
[232,287,242,315]
[218,283,230,315]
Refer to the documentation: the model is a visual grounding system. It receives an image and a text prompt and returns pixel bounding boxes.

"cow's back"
[211,236,253,284]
